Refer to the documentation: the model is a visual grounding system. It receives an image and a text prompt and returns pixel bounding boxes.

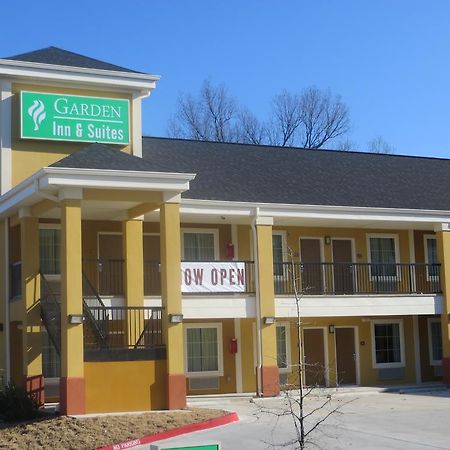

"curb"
[96,411,239,450]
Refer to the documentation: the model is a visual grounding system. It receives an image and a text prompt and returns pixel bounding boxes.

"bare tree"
[167,82,351,150]
[167,80,239,142]
[367,136,395,154]
[255,248,348,449]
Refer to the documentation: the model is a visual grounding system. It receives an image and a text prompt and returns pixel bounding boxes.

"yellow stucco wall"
[241,318,257,392]
[185,319,237,395]
[84,360,167,413]
[280,315,416,388]
[11,83,132,187]
[274,226,411,264]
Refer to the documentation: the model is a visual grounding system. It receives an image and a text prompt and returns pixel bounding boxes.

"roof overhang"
[0,167,195,219]
[175,198,450,230]
[0,58,160,94]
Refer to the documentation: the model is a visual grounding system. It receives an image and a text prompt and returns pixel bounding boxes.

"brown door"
[332,240,354,294]
[98,234,123,295]
[303,328,326,386]
[143,235,161,295]
[335,327,357,385]
[300,239,323,294]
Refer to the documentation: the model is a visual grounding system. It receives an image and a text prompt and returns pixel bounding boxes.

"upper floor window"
[182,230,218,261]
[424,236,439,279]
[272,232,285,277]
[368,235,398,277]
[39,227,60,275]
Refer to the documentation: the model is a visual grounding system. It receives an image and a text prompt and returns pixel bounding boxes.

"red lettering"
[184,268,192,285]
[211,268,218,285]
[220,268,227,285]
[229,268,235,285]
[237,268,245,285]
[193,268,204,285]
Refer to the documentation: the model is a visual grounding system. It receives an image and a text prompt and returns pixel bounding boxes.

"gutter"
[3,217,10,383]
[251,213,263,397]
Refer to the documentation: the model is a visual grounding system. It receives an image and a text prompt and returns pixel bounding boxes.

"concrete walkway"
[152,385,450,449]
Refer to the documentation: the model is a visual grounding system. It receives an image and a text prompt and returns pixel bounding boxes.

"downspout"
[251,213,263,397]
[4,217,10,383]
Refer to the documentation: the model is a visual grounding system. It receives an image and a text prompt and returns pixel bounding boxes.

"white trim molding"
[370,319,406,369]
[184,322,224,378]
[0,80,12,195]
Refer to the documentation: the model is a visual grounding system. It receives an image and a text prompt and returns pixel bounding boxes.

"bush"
[0,382,39,422]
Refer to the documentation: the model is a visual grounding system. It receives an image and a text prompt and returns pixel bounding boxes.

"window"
[424,236,439,279]
[276,323,291,373]
[272,232,285,277]
[368,235,398,278]
[182,230,218,261]
[42,330,60,378]
[428,318,442,366]
[185,324,223,377]
[39,228,61,275]
[371,320,405,368]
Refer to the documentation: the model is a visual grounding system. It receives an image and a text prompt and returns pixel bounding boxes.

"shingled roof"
[3,46,140,73]
[49,143,161,172]
[141,137,450,211]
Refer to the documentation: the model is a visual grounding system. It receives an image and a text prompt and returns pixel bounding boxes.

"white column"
[131,92,144,158]
[0,80,12,194]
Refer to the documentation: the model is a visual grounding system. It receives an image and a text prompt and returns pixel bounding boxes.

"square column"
[160,201,186,409]
[60,196,85,415]
[19,211,44,405]
[122,219,144,307]
[436,227,450,383]
[255,217,279,396]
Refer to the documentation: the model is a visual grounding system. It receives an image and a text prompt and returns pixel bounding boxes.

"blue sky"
[1,1,450,157]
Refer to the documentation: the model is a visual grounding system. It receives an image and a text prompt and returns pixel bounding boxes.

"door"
[300,239,323,294]
[144,235,161,295]
[303,328,326,386]
[335,327,357,385]
[98,234,123,295]
[332,239,354,294]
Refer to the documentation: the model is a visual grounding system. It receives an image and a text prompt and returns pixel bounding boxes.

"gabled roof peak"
[3,46,141,74]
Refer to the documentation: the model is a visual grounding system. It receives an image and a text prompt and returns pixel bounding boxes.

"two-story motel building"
[0,47,449,415]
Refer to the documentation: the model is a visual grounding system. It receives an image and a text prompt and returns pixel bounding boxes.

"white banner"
[181,262,246,293]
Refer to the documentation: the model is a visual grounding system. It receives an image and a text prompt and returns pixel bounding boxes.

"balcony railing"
[274,262,442,295]
[84,306,164,350]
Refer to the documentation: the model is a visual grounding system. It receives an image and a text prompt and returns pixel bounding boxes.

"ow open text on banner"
[181,262,246,293]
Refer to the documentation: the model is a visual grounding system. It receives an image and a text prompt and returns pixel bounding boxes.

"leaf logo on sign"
[27,99,46,131]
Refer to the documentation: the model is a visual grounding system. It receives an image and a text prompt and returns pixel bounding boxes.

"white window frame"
[184,322,224,378]
[272,230,287,278]
[371,319,405,369]
[427,318,442,366]
[276,321,292,374]
[366,233,401,281]
[423,235,439,281]
[181,228,219,261]
[39,224,61,280]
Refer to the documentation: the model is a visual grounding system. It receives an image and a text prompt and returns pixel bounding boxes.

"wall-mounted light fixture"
[68,314,84,325]
[328,324,335,334]
[325,236,331,245]
[169,314,184,323]
[264,316,276,325]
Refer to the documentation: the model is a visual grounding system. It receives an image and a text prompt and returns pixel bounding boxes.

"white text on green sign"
[21,91,130,145]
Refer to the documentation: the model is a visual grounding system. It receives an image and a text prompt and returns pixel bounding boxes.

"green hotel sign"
[20,91,130,145]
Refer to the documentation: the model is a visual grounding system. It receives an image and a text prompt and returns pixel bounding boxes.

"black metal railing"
[84,306,163,350]
[10,261,22,299]
[82,259,124,296]
[274,262,442,295]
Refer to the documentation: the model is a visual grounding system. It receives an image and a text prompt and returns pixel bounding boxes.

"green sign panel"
[20,91,130,145]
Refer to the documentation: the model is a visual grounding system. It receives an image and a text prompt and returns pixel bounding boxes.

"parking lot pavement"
[151,389,450,449]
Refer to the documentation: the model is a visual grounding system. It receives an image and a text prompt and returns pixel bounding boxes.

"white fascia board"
[276,295,443,318]
[0,59,160,92]
[180,198,450,224]
[0,167,196,217]
[40,167,195,192]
